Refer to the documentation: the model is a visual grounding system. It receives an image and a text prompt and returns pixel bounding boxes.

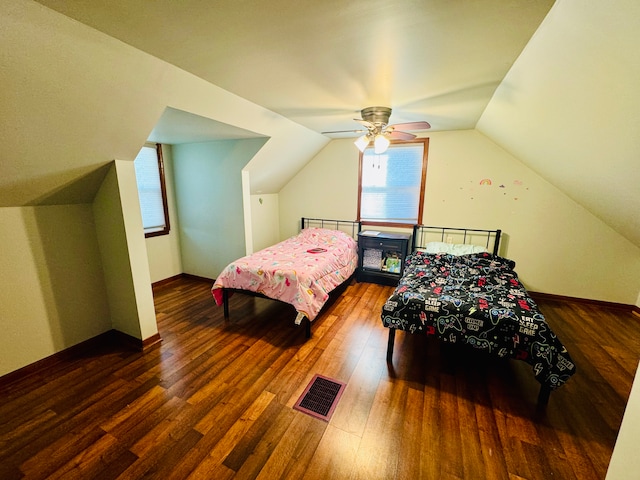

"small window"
[134,143,170,237]
[357,138,429,227]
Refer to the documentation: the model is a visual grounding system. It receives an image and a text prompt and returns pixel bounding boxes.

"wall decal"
[479,178,492,186]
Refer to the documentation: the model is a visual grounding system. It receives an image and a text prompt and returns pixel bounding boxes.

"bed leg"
[537,385,551,408]
[304,318,311,339]
[386,329,396,362]
[222,289,229,319]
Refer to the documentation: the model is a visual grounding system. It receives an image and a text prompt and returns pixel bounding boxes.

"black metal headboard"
[412,225,502,255]
[301,217,362,239]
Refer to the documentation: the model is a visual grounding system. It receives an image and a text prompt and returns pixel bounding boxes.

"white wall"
[172,138,267,279]
[0,205,111,377]
[144,144,183,283]
[606,361,640,479]
[477,0,640,250]
[251,193,280,252]
[280,131,640,305]
[279,139,360,239]
[93,161,158,341]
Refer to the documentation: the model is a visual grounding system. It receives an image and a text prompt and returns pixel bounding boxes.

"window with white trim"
[134,143,170,237]
[357,138,429,227]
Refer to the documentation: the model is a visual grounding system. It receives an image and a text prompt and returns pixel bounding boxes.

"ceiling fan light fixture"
[354,134,370,152]
[325,105,430,153]
[374,133,390,154]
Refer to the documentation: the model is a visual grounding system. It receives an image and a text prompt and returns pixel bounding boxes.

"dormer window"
[134,143,170,237]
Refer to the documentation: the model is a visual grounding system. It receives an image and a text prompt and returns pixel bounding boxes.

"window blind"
[360,143,424,224]
[134,145,166,232]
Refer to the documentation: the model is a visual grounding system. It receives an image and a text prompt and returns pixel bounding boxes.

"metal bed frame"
[411,224,502,255]
[301,217,362,238]
[219,217,360,338]
[386,225,553,407]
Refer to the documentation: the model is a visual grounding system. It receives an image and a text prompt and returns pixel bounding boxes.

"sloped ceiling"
[478,0,640,247]
[6,0,640,247]
[32,0,553,134]
[148,108,267,145]
[0,0,327,207]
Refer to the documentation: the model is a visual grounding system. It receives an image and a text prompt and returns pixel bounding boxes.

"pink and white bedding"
[211,228,358,321]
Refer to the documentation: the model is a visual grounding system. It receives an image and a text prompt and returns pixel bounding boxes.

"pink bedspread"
[211,228,358,321]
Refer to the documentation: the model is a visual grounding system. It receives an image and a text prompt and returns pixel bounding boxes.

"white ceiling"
[148,108,266,144]
[33,0,554,138]
[20,0,640,247]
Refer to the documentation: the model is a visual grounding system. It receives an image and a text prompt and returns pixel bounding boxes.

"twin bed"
[211,218,360,337]
[211,219,575,405]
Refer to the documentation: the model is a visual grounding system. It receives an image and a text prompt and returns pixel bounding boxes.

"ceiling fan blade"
[322,129,367,135]
[388,131,416,140]
[354,119,376,128]
[388,121,431,131]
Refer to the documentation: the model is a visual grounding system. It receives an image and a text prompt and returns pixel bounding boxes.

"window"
[134,143,170,237]
[357,138,429,228]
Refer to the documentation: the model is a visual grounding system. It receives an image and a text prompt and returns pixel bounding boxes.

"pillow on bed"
[421,241,488,255]
[299,227,356,248]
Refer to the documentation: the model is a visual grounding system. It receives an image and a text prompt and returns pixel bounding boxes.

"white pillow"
[421,241,487,255]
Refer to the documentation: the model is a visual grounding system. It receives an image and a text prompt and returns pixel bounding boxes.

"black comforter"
[381,251,576,390]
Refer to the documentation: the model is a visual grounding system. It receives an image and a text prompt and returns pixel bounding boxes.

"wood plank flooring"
[1,276,639,479]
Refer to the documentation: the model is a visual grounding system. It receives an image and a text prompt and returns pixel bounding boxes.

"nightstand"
[357,231,411,286]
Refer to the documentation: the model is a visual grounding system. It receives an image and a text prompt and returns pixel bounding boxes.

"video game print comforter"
[212,228,358,321]
[381,251,576,389]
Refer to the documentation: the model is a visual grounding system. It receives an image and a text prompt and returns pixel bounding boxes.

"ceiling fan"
[323,106,431,154]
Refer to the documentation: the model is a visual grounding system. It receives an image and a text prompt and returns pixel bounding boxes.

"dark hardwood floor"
[1,276,639,479]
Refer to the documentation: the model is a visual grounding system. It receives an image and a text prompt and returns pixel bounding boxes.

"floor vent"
[293,374,345,422]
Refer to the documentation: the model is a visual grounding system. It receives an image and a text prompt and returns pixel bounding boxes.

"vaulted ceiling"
[33,0,554,135]
[8,0,640,247]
